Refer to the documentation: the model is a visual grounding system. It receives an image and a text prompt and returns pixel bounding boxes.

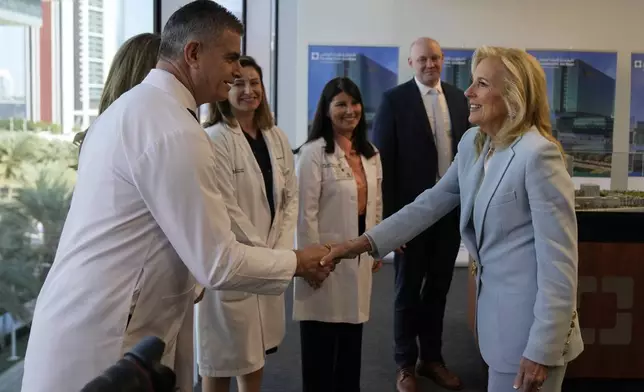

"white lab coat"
[20,69,297,392]
[293,137,382,323]
[197,122,298,377]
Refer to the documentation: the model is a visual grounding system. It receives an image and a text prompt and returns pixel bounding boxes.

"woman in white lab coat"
[197,55,298,392]
[293,76,383,392]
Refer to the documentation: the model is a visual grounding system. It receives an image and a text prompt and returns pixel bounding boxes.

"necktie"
[429,89,451,178]
[187,108,199,122]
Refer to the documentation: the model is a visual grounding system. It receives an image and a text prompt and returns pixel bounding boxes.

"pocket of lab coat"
[218,289,252,302]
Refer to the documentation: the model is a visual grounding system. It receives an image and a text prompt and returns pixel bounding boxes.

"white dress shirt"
[414,77,453,179]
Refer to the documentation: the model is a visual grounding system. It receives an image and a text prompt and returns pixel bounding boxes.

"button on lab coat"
[197,123,298,377]
[293,137,383,324]
[20,69,297,392]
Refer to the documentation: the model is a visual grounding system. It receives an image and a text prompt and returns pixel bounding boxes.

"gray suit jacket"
[366,126,584,373]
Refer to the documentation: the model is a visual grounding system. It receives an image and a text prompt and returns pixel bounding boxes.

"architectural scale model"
[575,184,644,210]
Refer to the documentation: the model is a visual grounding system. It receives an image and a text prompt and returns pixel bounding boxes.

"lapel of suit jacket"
[461,136,489,231]
[473,134,522,248]
[406,79,435,147]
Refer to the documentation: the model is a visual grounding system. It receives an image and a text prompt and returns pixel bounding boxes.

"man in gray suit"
[324,46,584,392]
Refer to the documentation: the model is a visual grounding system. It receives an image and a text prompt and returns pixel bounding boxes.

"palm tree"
[0,204,40,321]
[0,133,42,184]
[12,162,74,272]
[0,260,40,322]
[0,162,74,318]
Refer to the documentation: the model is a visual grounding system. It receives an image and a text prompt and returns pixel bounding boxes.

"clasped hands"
[294,235,373,288]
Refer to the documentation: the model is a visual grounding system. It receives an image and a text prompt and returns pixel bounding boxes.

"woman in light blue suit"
[322,46,583,392]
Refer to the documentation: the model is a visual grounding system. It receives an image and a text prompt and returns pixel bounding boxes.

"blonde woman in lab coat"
[197,55,298,392]
[293,76,383,392]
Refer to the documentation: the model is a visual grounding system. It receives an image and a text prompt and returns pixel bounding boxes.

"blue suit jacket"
[371,79,470,219]
[366,126,584,373]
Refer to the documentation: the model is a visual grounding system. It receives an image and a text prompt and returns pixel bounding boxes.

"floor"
[197,265,644,392]
[2,264,642,392]
[0,361,23,392]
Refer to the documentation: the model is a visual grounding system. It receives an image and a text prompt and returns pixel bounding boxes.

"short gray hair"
[159,0,244,60]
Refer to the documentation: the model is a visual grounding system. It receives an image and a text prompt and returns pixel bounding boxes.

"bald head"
[408,37,444,87]
[410,37,441,54]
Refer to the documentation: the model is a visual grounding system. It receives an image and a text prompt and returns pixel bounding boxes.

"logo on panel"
[577,276,634,345]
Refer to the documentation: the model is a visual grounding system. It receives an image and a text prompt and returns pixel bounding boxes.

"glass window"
[89,86,103,109]
[270,0,278,115]
[89,61,104,85]
[88,36,103,59]
[88,10,104,35]
[0,1,155,384]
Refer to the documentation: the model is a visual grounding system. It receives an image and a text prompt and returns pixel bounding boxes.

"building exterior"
[1,0,152,134]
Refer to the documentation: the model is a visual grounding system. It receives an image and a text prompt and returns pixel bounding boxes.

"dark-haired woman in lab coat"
[293,77,383,392]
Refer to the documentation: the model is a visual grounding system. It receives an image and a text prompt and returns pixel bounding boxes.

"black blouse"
[243,129,275,222]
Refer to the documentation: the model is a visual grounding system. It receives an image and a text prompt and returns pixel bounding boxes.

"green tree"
[0,132,42,183]
[13,162,74,271]
[0,204,40,321]
[0,162,75,318]
[0,260,40,321]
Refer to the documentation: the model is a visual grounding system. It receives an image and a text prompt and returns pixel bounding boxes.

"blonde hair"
[471,46,563,156]
[204,55,274,130]
[74,33,161,150]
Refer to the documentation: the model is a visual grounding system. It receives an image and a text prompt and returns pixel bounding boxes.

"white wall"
[276,0,644,189]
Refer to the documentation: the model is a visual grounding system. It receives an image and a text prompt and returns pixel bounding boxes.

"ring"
[324,243,332,250]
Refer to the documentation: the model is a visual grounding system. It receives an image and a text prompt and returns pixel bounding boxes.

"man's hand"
[372,259,383,272]
[294,244,332,287]
[514,357,548,391]
[320,235,373,266]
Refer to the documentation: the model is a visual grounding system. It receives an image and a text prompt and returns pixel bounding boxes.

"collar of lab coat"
[226,122,272,136]
[142,69,198,113]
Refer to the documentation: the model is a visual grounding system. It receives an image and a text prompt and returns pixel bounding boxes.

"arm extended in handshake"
[320,157,462,265]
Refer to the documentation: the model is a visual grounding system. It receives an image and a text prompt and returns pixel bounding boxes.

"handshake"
[293,236,373,288]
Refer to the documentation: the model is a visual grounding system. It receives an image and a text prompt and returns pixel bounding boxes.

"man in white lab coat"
[20,2,331,392]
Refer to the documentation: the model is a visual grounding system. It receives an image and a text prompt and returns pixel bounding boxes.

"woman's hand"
[372,259,383,272]
[514,357,548,391]
[320,236,373,267]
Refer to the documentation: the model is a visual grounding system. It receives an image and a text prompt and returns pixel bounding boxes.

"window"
[88,10,104,34]
[88,36,103,59]
[74,115,84,127]
[0,1,156,384]
[89,87,103,109]
[89,61,104,85]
